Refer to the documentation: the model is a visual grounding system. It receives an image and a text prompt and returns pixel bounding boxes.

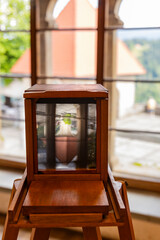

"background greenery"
[125,38,160,104]
[0,0,30,85]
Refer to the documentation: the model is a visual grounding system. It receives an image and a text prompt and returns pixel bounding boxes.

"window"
[1,0,159,191]
[106,0,160,189]
[35,0,98,84]
[0,0,30,166]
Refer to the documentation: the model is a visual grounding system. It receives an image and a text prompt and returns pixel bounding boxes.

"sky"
[119,0,160,40]
[119,0,160,28]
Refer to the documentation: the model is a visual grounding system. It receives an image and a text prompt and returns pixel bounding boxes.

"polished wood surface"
[97,0,106,85]
[25,99,35,183]
[8,169,27,222]
[23,180,109,215]
[2,182,19,240]
[30,213,103,224]
[24,84,108,98]
[30,228,50,240]
[118,182,135,240]
[107,166,125,220]
[83,227,102,240]
[100,99,108,182]
[33,173,101,181]
[3,176,135,239]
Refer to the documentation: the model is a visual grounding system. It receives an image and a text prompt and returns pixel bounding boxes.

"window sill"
[128,189,160,222]
[0,156,26,170]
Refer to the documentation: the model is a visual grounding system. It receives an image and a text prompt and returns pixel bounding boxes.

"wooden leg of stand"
[2,182,19,240]
[30,228,51,240]
[2,215,19,240]
[83,227,102,240]
[118,182,135,240]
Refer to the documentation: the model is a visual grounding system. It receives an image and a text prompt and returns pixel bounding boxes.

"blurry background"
[0,0,160,239]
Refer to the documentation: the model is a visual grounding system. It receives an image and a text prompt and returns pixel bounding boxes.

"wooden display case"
[23,84,109,220]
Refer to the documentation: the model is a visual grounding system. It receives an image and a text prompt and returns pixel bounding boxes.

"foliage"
[0,0,30,30]
[124,38,160,104]
[0,0,30,80]
[136,82,160,104]
[0,33,30,74]
[63,114,72,125]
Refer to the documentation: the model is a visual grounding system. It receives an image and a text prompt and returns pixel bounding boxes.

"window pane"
[113,80,160,178]
[36,0,98,29]
[0,78,30,160]
[36,100,97,171]
[119,0,160,28]
[114,131,160,178]
[106,26,160,179]
[36,31,97,78]
[0,32,30,74]
[0,0,30,30]
[117,29,160,81]
[37,78,96,85]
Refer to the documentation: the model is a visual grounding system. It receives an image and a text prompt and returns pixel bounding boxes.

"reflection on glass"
[36,31,97,78]
[36,101,96,170]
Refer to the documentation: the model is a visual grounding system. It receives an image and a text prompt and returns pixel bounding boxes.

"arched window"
[110,0,160,184]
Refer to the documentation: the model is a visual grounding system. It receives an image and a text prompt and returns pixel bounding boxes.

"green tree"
[0,0,30,82]
[125,38,160,104]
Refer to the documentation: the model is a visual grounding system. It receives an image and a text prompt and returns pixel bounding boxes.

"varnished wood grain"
[30,0,37,85]
[23,180,109,215]
[107,166,125,220]
[8,169,27,222]
[10,211,124,228]
[30,228,50,240]
[118,182,135,240]
[24,84,108,99]
[100,99,108,182]
[25,99,35,183]
[96,0,106,85]
[33,173,101,181]
[2,181,19,240]
[30,213,103,224]
[96,100,101,173]
[83,227,102,240]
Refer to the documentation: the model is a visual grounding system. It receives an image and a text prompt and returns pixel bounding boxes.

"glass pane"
[36,31,97,78]
[0,0,30,30]
[0,32,30,74]
[113,81,160,178]
[0,78,30,160]
[117,28,160,81]
[36,0,98,29]
[36,100,96,171]
[119,0,160,28]
[37,78,96,84]
[114,131,160,178]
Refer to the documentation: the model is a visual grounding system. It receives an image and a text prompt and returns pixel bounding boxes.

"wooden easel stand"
[2,168,135,240]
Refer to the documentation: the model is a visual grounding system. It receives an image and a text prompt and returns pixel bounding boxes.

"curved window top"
[53,0,70,19]
[53,0,98,18]
[43,0,98,29]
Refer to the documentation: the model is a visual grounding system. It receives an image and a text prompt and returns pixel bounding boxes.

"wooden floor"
[0,214,114,240]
